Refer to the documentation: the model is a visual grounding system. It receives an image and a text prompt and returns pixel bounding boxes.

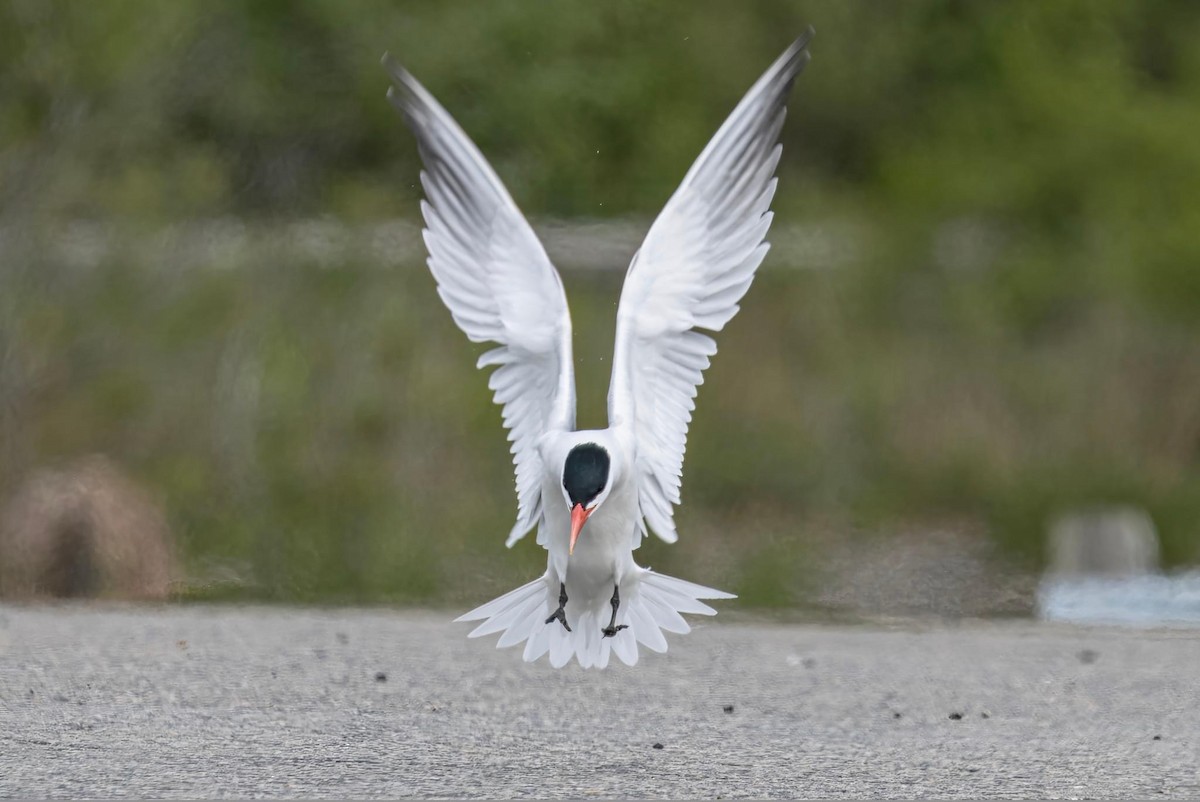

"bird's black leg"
[545,582,571,632]
[602,583,628,638]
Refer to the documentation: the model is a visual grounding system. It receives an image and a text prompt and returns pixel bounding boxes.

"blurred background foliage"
[1,0,1199,608]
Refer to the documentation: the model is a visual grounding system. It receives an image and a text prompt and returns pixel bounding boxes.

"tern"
[383,29,813,668]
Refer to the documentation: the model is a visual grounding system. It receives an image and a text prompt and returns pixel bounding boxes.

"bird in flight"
[383,29,813,668]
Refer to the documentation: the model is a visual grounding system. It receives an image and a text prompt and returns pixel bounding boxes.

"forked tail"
[454,569,735,669]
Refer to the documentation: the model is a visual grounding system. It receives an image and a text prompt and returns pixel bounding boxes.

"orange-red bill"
[569,504,591,555]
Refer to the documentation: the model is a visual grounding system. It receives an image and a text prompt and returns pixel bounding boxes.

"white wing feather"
[607,31,813,545]
[384,56,576,547]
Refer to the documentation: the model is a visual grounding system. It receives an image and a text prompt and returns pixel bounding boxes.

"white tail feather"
[455,577,545,622]
[455,569,734,669]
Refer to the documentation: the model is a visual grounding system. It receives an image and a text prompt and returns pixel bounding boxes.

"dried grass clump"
[0,455,175,600]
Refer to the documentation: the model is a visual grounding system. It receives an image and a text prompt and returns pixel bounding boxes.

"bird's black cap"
[563,443,609,507]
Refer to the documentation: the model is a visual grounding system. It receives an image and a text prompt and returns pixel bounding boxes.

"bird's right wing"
[607,32,812,546]
[384,56,576,547]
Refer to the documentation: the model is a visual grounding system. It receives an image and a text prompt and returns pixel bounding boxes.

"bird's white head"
[560,441,612,556]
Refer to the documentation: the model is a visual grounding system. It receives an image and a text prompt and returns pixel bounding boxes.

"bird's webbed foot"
[545,582,571,632]
[601,583,628,638]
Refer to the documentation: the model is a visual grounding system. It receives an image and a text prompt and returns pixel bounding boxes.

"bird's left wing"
[384,56,576,547]
[607,31,812,545]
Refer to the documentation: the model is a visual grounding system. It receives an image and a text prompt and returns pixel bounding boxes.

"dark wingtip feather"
[786,26,815,76]
[769,26,815,102]
[797,24,816,52]
[381,52,426,112]
[380,51,407,86]
[381,52,432,136]
[770,26,815,91]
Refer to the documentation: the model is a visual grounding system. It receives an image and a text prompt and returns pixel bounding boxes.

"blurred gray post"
[1047,506,1160,577]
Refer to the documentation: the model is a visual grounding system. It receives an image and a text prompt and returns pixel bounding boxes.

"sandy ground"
[1,604,1197,799]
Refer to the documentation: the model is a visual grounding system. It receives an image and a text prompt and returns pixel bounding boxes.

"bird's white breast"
[540,436,639,604]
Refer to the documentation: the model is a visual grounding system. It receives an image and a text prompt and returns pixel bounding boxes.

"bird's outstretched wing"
[607,31,813,545]
[384,56,576,547]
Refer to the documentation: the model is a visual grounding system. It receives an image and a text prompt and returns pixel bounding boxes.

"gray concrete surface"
[0,605,1197,799]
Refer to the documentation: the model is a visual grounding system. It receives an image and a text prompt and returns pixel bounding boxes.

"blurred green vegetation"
[2,1,1200,606]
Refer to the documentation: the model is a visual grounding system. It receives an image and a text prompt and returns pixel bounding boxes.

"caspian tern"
[383,29,813,668]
